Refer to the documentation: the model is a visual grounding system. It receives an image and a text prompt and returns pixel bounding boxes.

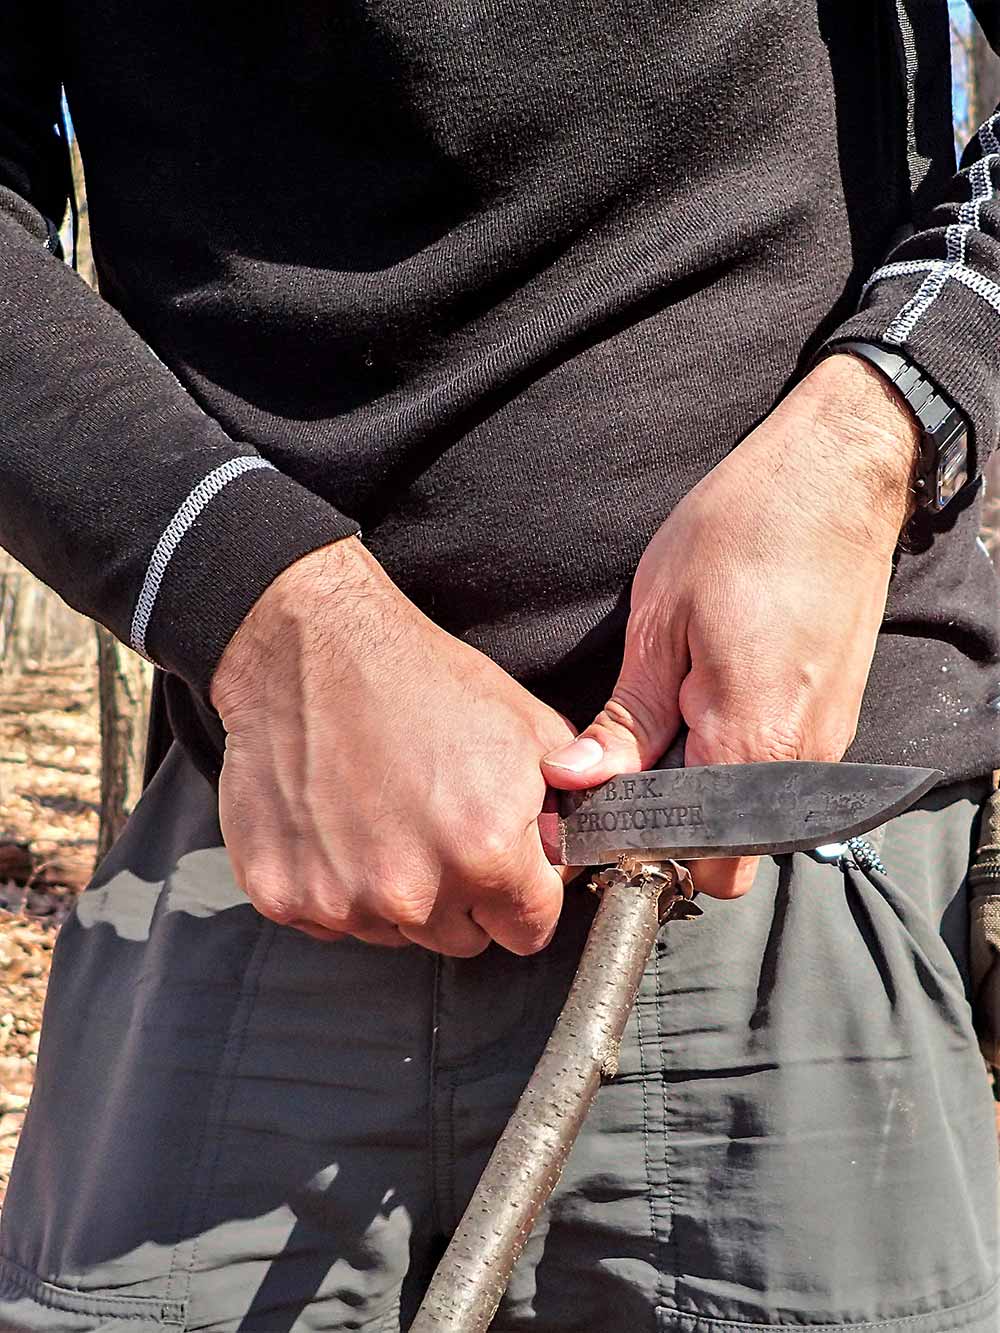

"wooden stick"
[410,860,695,1332]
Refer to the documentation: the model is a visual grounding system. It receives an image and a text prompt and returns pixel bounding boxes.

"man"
[1,1,999,1329]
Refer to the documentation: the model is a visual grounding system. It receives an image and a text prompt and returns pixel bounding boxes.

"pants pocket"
[0,1255,186,1332]
[639,838,998,1328]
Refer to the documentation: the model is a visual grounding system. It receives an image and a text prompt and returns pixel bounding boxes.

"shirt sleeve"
[0,4,360,692]
[820,19,1000,479]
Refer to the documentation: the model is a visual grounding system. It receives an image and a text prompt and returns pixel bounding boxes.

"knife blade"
[539,761,940,866]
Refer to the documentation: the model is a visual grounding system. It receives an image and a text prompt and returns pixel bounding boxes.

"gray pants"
[0,747,997,1332]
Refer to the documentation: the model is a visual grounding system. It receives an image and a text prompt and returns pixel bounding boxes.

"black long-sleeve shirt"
[1,1,999,783]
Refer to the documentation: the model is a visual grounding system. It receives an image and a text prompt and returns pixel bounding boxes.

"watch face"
[935,431,969,510]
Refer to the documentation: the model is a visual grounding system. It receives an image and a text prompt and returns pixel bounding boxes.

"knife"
[412,759,941,1332]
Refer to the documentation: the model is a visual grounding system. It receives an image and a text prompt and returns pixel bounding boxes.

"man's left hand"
[542,353,920,899]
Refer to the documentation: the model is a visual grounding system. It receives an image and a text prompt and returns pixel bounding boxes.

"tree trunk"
[95,626,151,862]
[0,559,26,675]
[70,141,152,860]
[0,564,49,673]
[68,135,97,289]
[24,580,50,666]
[971,26,1000,131]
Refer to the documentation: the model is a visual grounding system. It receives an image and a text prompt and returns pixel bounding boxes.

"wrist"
[210,535,381,717]
[796,352,921,533]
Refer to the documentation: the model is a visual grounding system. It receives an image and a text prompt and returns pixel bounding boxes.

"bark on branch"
[411,861,697,1332]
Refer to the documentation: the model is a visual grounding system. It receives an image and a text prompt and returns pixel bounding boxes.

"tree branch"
[410,860,698,1332]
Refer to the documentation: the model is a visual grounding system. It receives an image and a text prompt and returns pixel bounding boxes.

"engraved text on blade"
[574,805,705,835]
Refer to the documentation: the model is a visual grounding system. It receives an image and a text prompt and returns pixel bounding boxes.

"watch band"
[830,340,971,512]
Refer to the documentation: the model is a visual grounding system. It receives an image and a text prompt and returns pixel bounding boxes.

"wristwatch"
[829,340,972,512]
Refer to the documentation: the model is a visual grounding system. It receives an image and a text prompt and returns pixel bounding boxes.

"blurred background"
[1,6,999,1203]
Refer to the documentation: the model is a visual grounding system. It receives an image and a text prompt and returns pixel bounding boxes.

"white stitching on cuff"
[864,256,1000,325]
[861,259,946,299]
[129,457,277,660]
[980,113,1000,158]
[959,154,999,231]
[950,262,1000,318]
[884,224,964,344]
[868,110,1000,344]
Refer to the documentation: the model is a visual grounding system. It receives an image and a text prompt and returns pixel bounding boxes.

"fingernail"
[544,736,605,773]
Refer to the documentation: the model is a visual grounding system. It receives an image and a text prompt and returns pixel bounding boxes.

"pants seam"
[637,957,665,1301]
[428,951,445,1237]
[168,915,277,1321]
[655,941,676,1306]
[448,1080,461,1234]
[656,1276,1000,1331]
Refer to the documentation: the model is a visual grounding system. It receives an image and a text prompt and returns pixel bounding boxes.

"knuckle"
[453,936,491,960]
[602,686,659,744]
[245,878,299,925]
[243,865,358,932]
[377,884,435,929]
[504,919,555,957]
[504,890,561,955]
[310,904,368,935]
[469,827,521,884]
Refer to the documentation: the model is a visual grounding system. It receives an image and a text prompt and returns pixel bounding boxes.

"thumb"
[542,670,683,790]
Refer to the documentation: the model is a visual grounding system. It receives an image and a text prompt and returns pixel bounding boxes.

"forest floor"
[0,662,98,1206]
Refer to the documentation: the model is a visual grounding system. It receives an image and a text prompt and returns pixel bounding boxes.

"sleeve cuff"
[132,457,360,691]
[820,268,1000,478]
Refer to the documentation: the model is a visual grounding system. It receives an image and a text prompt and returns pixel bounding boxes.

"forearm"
[0,207,358,689]
[1,5,359,692]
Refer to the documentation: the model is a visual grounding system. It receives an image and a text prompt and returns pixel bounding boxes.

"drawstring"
[969,771,1000,892]
[843,837,887,876]
[969,773,1000,1072]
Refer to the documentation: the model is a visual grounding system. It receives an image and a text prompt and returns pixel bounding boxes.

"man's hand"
[542,353,921,899]
[211,538,575,955]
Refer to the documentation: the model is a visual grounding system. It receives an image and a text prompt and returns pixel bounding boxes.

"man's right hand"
[210,538,576,956]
